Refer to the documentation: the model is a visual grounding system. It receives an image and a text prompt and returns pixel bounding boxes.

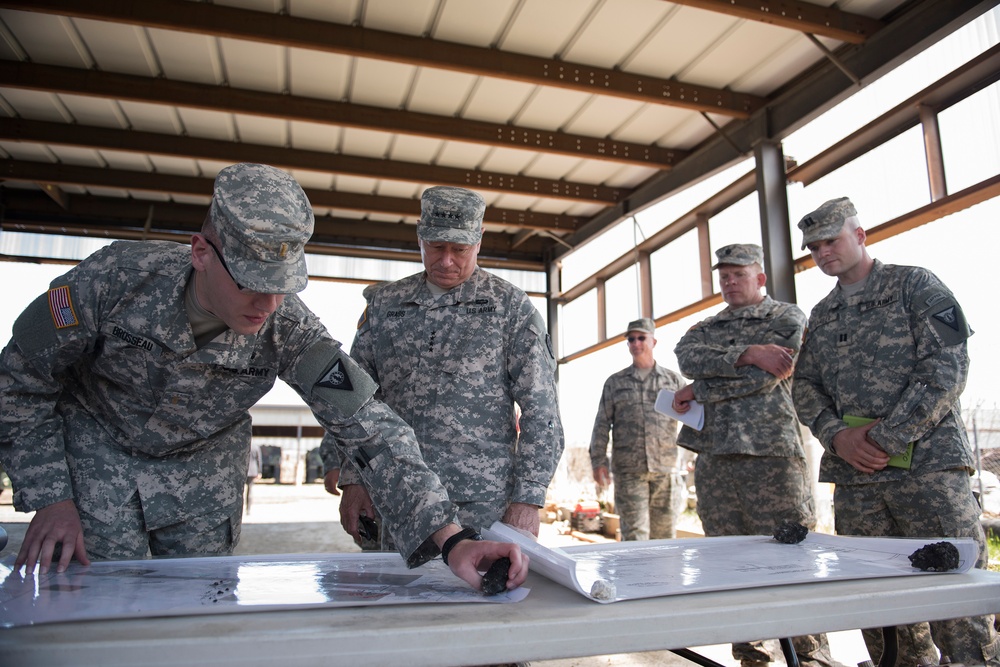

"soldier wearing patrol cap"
[589,317,684,541]
[322,185,564,550]
[793,199,998,666]
[0,164,529,594]
[673,244,841,667]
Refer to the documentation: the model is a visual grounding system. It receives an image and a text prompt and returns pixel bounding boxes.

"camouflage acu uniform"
[676,295,837,666]
[0,164,465,568]
[589,363,683,540]
[794,260,998,666]
[324,266,564,543]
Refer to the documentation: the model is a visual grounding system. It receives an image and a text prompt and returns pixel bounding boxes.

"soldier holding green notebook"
[792,197,996,667]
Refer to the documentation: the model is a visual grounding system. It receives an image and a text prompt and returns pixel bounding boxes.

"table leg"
[878,626,898,667]
[669,648,729,666]
[779,637,801,667]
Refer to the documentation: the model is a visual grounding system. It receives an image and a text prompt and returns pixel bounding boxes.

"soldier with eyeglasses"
[0,163,528,594]
[589,317,684,541]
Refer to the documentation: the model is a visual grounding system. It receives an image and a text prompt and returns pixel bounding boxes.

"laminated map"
[1,525,976,626]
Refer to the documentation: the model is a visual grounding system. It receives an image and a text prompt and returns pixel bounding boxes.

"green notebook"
[842,414,913,469]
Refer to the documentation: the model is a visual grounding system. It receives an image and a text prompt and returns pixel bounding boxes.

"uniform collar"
[189,328,260,366]
[832,259,885,307]
[161,263,263,364]
[720,294,774,318]
[151,264,199,353]
[416,266,483,306]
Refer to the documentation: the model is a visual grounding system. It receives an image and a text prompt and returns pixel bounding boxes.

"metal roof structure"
[0,0,995,281]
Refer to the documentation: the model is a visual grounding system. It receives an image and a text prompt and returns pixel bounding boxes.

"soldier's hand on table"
[339,484,376,545]
[502,502,540,537]
[832,420,890,474]
[672,384,696,414]
[16,499,91,574]
[323,468,341,496]
[737,344,796,379]
[444,534,530,592]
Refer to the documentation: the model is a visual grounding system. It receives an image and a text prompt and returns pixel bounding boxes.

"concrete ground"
[0,482,871,667]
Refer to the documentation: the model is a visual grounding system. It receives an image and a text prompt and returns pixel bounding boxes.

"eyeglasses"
[205,238,251,293]
[626,335,647,343]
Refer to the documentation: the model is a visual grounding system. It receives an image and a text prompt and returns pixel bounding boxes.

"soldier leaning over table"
[321,185,564,553]
[0,163,527,594]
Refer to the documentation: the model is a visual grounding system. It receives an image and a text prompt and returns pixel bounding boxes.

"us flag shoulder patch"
[48,285,79,329]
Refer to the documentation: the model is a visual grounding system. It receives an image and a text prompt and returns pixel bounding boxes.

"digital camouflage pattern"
[416,185,485,246]
[589,363,684,540]
[793,260,997,666]
[793,261,976,482]
[611,471,682,540]
[835,470,997,665]
[674,296,808,458]
[0,240,460,566]
[711,242,763,268]
[625,317,655,334]
[210,163,313,294]
[589,364,684,475]
[796,196,857,249]
[675,295,839,667]
[325,266,564,534]
[694,453,827,664]
[694,454,816,536]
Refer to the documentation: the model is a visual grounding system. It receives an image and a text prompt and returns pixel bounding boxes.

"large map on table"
[0,551,528,627]
[1,529,977,626]
[482,525,978,604]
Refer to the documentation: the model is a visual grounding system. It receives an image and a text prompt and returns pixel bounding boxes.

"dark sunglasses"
[626,335,647,343]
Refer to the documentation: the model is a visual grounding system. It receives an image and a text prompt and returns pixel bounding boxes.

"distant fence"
[965,404,1000,518]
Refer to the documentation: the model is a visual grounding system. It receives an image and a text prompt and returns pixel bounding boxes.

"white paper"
[0,551,528,628]
[3,529,978,625]
[485,523,978,604]
[655,388,704,430]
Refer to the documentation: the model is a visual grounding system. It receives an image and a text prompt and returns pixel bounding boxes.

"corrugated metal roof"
[0,0,991,273]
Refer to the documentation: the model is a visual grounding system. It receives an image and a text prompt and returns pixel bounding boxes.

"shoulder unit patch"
[317,359,355,391]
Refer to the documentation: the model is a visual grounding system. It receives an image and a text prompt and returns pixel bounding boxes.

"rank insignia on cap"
[317,359,354,391]
[47,285,78,329]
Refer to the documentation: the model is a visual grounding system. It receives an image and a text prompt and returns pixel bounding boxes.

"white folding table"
[2,567,998,666]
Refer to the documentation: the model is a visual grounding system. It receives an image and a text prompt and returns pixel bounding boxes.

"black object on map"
[772,521,808,544]
[908,541,960,571]
[481,557,511,596]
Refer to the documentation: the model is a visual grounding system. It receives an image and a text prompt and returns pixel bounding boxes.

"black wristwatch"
[441,526,483,566]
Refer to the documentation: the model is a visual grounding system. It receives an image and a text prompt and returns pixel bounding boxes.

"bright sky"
[0,8,997,452]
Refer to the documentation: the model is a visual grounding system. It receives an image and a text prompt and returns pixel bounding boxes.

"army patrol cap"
[417,186,485,246]
[712,243,764,269]
[626,317,656,335]
[797,197,857,249]
[210,163,314,294]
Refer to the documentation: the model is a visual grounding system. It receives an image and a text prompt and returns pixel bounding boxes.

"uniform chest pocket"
[857,299,915,368]
[92,329,159,397]
[440,350,506,397]
[152,369,274,438]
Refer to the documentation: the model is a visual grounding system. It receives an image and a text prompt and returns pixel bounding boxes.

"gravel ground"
[0,482,869,666]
